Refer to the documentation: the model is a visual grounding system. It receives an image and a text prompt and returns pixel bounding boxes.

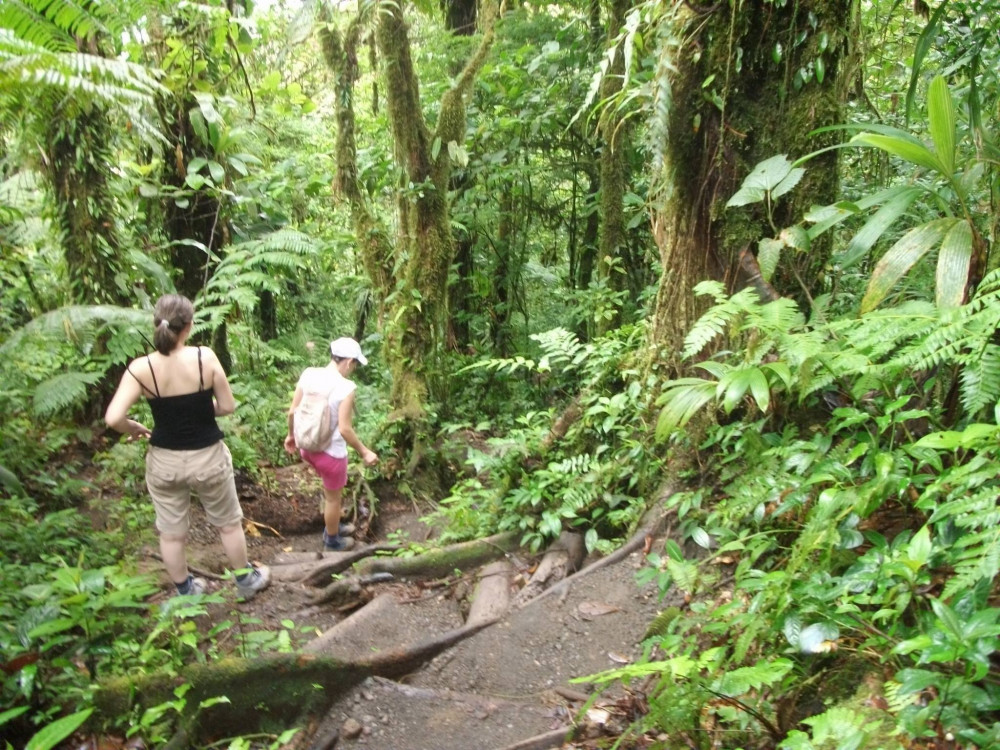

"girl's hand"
[362,449,379,467]
[283,434,297,455]
[129,421,151,441]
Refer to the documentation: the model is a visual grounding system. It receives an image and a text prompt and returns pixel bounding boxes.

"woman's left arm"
[105,367,151,438]
[205,348,237,416]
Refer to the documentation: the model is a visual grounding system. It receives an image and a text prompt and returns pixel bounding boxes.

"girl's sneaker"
[322,530,356,551]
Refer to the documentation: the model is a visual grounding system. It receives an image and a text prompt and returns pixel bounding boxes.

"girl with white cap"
[284,337,379,550]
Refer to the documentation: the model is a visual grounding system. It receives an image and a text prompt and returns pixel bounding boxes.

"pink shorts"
[300,450,348,490]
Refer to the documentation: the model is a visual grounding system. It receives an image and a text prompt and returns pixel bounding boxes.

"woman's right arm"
[204,348,236,416]
[105,365,151,439]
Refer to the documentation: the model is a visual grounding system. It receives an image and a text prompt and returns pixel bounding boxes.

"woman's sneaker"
[235,565,271,600]
[175,575,207,596]
[323,530,356,551]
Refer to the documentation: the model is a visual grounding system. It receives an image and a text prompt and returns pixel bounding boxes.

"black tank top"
[127,347,225,450]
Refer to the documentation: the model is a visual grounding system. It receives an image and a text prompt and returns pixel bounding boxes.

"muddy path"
[138,462,678,750]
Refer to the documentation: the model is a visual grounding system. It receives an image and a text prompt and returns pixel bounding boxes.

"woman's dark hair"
[153,294,194,355]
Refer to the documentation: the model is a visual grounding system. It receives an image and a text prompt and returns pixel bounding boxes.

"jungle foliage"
[2,0,1000,747]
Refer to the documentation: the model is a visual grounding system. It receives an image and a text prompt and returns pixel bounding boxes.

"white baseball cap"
[330,337,368,365]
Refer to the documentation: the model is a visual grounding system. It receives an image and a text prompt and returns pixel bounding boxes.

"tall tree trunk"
[649,0,854,362]
[595,0,633,335]
[46,105,128,305]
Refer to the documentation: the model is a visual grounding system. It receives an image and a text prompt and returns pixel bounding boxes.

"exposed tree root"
[94,617,498,744]
[351,531,521,580]
[493,728,574,750]
[307,572,394,607]
[524,502,671,608]
[513,530,585,606]
[270,544,400,583]
[466,560,513,627]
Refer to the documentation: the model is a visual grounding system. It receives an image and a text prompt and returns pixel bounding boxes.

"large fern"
[0,305,149,354]
[0,0,165,143]
[32,370,102,416]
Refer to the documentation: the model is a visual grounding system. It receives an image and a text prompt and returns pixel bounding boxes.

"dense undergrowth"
[586,276,1000,748]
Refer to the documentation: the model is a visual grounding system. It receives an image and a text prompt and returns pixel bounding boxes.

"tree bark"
[649,0,854,361]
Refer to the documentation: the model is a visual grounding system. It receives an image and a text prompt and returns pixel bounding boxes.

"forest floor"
[131,459,679,750]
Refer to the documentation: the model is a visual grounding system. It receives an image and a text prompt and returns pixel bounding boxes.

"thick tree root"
[270,544,401,582]
[466,560,513,627]
[307,572,394,607]
[524,503,670,608]
[351,531,520,580]
[513,530,585,606]
[493,728,574,750]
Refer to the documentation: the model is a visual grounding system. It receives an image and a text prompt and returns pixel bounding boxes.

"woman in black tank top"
[105,294,270,600]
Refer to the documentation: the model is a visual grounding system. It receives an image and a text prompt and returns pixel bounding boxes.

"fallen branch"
[245,518,284,539]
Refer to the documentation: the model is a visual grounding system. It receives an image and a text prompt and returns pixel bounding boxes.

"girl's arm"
[284,387,304,454]
[337,391,378,466]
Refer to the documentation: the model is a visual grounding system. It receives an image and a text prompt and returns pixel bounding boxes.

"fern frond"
[959,343,1000,416]
[682,288,757,359]
[33,370,102,416]
[0,0,105,51]
[941,526,1000,600]
[0,305,150,354]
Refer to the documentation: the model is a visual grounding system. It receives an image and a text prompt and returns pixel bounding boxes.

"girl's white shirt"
[296,366,357,457]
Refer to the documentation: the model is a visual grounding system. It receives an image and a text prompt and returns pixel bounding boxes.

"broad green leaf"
[926,75,956,175]
[851,133,945,174]
[691,527,712,549]
[208,160,225,184]
[779,225,810,252]
[25,709,93,750]
[906,526,932,569]
[836,187,922,269]
[726,186,766,208]
[719,367,767,413]
[747,368,771,413]
[815,55,825,84]
[860,218,956,313]
[770,167,805,200]
[187,156,208,174]
[758,238,782,281]
[744,154,794,190]
[655,379,716,438]
[935,220,973,308]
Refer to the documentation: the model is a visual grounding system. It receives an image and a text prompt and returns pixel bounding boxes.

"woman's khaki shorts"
[145,441,243,536]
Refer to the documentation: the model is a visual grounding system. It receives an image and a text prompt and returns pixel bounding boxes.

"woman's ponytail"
[152,294,194,355]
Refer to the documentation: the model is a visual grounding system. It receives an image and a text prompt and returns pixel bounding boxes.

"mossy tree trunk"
[595,0,634,336]
[649,0,855,361]
[323,0,499,446]
[46,104,129,306]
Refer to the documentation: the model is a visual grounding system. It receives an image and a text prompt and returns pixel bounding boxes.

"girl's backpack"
[293,384,334,452]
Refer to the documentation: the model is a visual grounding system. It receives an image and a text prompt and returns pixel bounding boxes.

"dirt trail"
[173,463,677,750]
